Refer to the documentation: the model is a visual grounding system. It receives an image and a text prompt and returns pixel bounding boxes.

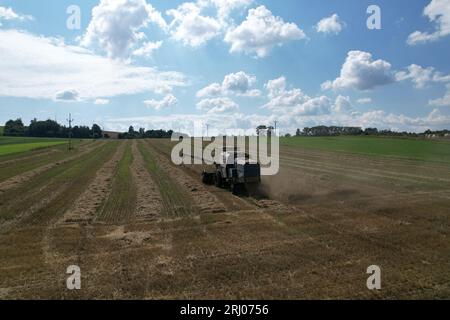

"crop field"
[280,136,450,163]
[0,137,69,156]
[0,137,449,299]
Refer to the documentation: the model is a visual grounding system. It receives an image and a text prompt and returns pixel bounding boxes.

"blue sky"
[0,0,449,134]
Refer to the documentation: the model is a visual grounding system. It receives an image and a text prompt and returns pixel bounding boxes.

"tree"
[118,128,174,139]
[4,119,25,136]
[72,125,91,139]
[302,126,363,136]
[295,129,301,137]
[364,128,378,135]
[28,119,61,137]
[92,124,103,139]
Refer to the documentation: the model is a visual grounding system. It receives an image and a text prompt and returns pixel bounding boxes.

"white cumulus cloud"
[322,51,395,91]
[0,6,33,22]
[333,95,356,114]
[81,0,167,59]
[224,5,306,58]
[293,96,332,116]
[429,84,450,106]
[196,83,223,98]
[196,97,239,114]
[94,98,110,105]
[316,14,345,35]
[211,0,254,22]
[407,0,450,45]
[223,71,256,93]
[167,2,222,47]
[264,76,331,116]
[264,76,309,110]
[196,71,261,98]
[0,29,186,100]
[356,98,372,104]
[396,64,450,88]
[132,40,163,58]
[166,0,253,47]
[105,108,450,135]
[144,94,178,110]
[55,89,79,102]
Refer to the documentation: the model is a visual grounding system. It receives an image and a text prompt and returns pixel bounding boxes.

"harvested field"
[0,137,449,299]
[60,141,126,225]
[0,140,101,194]
[96,142,136,224]
[145,141,227,214]
[131,141,163,222]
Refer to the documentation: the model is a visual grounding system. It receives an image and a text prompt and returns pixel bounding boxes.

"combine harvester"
[202,148,261,195]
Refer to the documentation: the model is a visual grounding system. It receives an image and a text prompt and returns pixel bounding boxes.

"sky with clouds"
[0,0,450,134]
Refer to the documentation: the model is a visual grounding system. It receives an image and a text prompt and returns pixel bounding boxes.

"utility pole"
[67,113,74,151]
[206,123,209,138]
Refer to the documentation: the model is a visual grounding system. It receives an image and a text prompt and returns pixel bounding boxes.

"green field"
[0,136,68,156]
[281,136,450,163]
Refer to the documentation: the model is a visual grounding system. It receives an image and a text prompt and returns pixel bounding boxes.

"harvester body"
[202,150,261,195]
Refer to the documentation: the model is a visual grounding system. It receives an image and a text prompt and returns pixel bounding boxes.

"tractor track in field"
[0,141,104,194]
[59,141,126,225]
[130,141,164,222]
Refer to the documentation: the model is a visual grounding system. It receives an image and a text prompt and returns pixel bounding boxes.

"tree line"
[291,126,450,137]
[2,118,103,139]
[4,119,448,139]
[118,126,174,139]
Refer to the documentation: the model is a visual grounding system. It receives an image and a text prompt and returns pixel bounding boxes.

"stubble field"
[0,137,449,299]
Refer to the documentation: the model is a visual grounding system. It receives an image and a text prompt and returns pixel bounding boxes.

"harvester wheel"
[231,183,245,196]
[202,171,211,184]
[215,172,223,188]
